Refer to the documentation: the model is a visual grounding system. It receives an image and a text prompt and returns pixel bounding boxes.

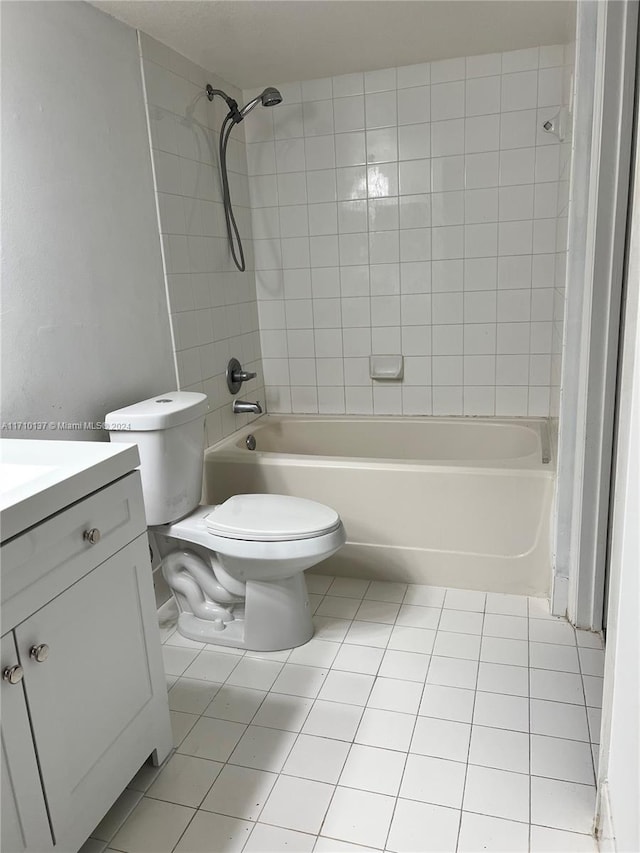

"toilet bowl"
[106,392,345,650]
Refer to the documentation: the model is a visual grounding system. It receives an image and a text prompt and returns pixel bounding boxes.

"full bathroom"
[1,1,638,852]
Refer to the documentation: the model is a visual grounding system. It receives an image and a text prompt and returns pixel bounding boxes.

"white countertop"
[0,439,140,542]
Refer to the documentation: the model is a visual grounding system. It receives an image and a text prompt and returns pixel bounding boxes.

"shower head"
[238,86,283,118]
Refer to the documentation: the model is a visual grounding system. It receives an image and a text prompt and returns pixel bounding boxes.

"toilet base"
[175,573,314,651]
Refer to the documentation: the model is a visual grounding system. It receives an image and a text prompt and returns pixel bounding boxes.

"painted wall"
[1,1,176,441]
[244,46,572,416]
[139,35,265,446]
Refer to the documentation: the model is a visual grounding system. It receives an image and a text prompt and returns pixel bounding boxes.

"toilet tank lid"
[105,392,209,431]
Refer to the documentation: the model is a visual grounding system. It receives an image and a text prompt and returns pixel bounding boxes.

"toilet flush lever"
[227,358,257,395]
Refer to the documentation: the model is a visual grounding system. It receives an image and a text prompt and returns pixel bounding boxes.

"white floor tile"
[575,630,604,650]
[251,694,314,732]
[419,684,475,723]
[433,631,481,660]
[338,743,406,795]
[529,619,576,646]
[182,650,241,683]
[173,810,252,853]
[457,812,529,852]
[473,691,529,732]
[328,577,370,598]
[245,647,291,663]
[400,753,465,808]
[168,678,220,715]
[481,637,529,667]
[366,677,423,714]
[529,825,597,852]
[332,643,384,675]
[313,616,352,642]
[354,599,400,624]
[314,837,381,852]
[530,699,590,742]
[403,584,447,608]
[302,699,364,741]
[582,676,604,708]
[394,604,442,630]
[529,669,585,705]
[477,662,529,697]
[410,716,471,762]
[483,614,528,641]
[365,581,408,603]
[169,710,198,748]
[318,670,375,706]
[587,707,601,744]
[271,663,328,698]
[379,649,430,682]
[163,631,205,651]
[91,788,143,842]
[308,593,324,614]
[485,593,528,617]
[386,798,460,853]
[529,642,580,673]
[228,724,297,772]
[388,625,436,654]
[578,648,605,677]
[463,764,530,823]
[178,716,247,762]
[530,777,596,834]
[225,657,284,691]
[468,725,530,774]
[200,764,277,820]
[444,588,486,612]
[355,708,415,751]
[316,596,361,619]
[344,620,393,648]
[259,775,334,834]
[528,597,553,619]
[289,639,341,668]
[146,754,223,808]
[110,797,194,853]
[530,735,595,785]
[438,609,483,635]
[305,574,334,595]
[244,823,316,853]
[203,685,266,723]
[161,646,200,677]
[426,656,478,690]
[282,734,350,783]
[322,786,395,849]
[126,761,163,794]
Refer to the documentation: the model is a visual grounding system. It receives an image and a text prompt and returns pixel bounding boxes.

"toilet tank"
[105,392,209,526]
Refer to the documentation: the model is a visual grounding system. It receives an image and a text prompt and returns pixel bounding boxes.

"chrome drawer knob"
[83,528,101,545]
[30,644,49,663]
[3,665,24,685]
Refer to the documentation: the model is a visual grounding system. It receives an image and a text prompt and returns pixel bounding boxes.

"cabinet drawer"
[1,472,147,629]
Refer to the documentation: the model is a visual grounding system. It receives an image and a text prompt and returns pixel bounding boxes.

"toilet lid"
[205,494,341,542]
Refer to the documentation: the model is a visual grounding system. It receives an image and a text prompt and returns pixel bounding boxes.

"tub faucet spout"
[233,399,263,415]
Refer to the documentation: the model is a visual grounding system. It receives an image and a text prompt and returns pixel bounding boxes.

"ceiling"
[91,0,576,90]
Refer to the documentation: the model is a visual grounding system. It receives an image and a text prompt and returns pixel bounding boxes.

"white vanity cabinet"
[1,443,172,853]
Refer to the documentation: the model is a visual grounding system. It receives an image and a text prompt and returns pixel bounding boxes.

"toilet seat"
[205,494,341,542]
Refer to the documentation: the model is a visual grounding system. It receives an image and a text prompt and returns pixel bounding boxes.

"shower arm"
[205,84,243,122]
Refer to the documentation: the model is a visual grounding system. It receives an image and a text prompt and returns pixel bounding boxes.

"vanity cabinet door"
[14,533,167,850]
[1,632,53,853]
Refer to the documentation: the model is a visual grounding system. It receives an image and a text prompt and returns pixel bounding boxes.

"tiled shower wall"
[139,34,265,444]
[244,46,573,417]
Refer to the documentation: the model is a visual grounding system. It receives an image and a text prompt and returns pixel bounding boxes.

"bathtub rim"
[205,413,556,474]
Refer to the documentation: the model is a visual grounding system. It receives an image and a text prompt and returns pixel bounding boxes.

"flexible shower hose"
[219,114,246,272]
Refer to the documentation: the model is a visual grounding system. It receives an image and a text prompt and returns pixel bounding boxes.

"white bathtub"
[204,415,555,596]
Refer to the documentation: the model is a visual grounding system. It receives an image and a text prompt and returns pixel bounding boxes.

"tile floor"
[85,576,604,853]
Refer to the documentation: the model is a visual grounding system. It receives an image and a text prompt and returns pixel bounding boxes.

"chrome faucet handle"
[227,358,258,394]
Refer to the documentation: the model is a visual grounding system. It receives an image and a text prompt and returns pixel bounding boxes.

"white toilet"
[106,392,345,651]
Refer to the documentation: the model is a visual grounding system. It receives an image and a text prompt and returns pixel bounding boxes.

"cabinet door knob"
[30,644,49,663]
[2,665,24,685]
[83,528,101,545]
